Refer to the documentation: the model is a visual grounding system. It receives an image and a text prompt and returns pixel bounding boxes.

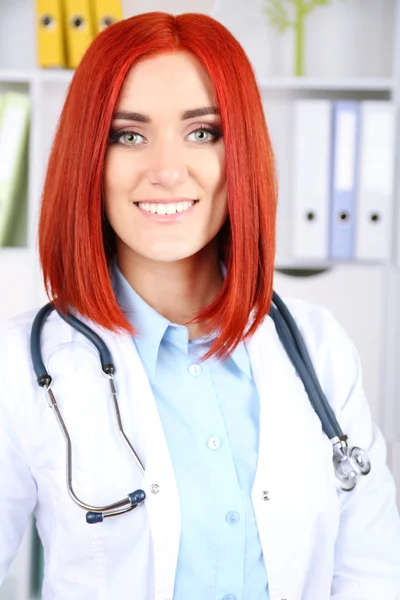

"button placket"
[207,436,221,450]
[225,511,240,525]
[188,363,202,376]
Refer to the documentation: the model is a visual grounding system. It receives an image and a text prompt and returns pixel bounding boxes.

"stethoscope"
[30,291,371,525]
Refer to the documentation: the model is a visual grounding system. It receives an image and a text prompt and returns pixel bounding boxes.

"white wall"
[122,0,214,16]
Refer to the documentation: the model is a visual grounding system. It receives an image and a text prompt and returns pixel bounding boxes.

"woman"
[0,11,399,600]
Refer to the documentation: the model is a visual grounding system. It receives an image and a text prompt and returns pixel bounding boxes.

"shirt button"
[262,490,270,501]
[150,484,160,494]
[225,511,240,525]
[188,363,202,377]
[207,436,221,450]
[222,595,237,600]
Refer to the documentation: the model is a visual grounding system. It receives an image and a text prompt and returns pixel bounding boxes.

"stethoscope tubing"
[30,303,115,384]
[30,302,146,523]
[29,292,371,522]
[270,292,344,441]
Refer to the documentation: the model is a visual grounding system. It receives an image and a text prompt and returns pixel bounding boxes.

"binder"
[90,0,123,34]
[292,100,331,260]
[36,0,66,68]
[64,0,95,69]
[329,101,361,260]
[0,92,30,247]
[264,99,293,262]
[355,102,395,262]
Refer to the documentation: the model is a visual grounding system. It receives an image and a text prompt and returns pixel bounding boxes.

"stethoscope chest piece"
[332,438,371,491]
[349,446,371,476]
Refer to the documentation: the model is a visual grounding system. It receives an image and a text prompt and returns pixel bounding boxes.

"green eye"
[187,126,222,144]
[194,130,208,141]
[108,129,145,145]
[122,132,138,144]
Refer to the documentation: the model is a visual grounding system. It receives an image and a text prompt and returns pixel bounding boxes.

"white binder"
[355,101,395,262]
[292,100,331,260]
[263,98,294,263]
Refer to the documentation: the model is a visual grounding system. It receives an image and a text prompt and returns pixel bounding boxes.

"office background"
[0,0,399,598]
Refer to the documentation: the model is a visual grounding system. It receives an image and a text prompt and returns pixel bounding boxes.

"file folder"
[0,92,30,247]
[64,0,95,69]
[90,0,123,34]
[329,101,361,260]
[36,0,66,68]
[355,102,395,261]
[264,99,293,262]
[292,100,331,260]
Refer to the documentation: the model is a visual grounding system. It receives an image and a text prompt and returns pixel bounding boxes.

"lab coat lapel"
[246,315,336,600]
[83,323,181,600]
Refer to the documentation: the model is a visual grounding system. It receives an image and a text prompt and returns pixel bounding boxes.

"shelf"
[257,76,396,92]
[0,69,396,93]
[0,69,33,84]
[274,258,391,272]
[35,69,74,84]
[0,68,74,85]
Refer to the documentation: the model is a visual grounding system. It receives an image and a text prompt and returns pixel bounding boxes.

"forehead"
[116,52,218,112]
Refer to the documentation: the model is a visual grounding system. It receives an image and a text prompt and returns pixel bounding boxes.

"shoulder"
[0,308,38,373]
[273,295,353,348]
[0,306,73,392]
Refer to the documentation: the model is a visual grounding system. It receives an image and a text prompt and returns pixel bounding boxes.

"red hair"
[38,12,277,360]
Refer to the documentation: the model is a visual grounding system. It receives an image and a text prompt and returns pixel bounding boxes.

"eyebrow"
[112,106,220,123]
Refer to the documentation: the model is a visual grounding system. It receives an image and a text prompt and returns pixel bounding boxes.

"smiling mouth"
[134,200,199,215]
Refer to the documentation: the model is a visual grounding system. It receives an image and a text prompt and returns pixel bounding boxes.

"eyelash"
[108,126,223,146]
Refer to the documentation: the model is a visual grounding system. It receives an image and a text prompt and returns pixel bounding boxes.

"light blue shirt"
[112,264,270,600]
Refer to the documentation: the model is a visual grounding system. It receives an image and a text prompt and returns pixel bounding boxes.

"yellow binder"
[90,0,123,34]
[36,0,66,68]
[64,0,95,69]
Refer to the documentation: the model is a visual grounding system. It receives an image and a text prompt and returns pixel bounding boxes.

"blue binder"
[328,101,361,260]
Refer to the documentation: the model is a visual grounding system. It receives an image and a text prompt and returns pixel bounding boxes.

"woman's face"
[104,51,227,265]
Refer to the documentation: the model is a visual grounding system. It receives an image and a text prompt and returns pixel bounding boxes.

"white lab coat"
[0,298,399,600]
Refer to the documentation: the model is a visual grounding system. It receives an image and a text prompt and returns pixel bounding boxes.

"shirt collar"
[110,259,252,380]
[228,341,252,379]
[111,261,170,376]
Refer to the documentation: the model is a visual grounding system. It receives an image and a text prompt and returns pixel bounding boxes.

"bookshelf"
[0,0,399,598]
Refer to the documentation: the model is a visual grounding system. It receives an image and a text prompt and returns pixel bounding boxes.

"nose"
[145,143,189,190]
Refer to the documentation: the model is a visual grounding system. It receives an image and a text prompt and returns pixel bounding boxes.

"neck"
[116,241,223,339]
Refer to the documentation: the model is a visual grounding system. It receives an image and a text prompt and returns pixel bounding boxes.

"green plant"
[263,0,337,76]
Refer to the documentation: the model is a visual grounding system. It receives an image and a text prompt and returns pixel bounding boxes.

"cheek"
[104,151,137,203]
[199,147,226,205]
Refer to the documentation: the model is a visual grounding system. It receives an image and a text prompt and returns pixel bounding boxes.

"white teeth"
[137,200,195,215]
[157,204,167,215]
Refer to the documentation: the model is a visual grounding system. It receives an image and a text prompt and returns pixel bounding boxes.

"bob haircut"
[38,11,277,361]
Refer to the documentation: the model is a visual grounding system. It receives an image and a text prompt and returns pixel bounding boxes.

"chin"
[137,242,204,263]
[145,252,197,263]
